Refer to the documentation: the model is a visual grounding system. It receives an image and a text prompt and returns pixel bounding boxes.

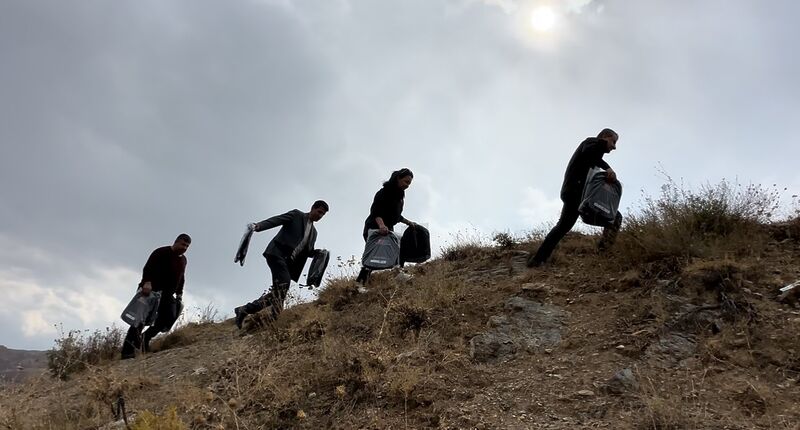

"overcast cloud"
[1,0,798,349]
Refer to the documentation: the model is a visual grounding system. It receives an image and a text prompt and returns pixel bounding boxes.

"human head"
[309,200,329,222]
[383,168,414,191]
[597,128,619,152]
[172,233,191,255]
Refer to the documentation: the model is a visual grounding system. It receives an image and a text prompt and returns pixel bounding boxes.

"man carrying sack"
[120,233,190,359]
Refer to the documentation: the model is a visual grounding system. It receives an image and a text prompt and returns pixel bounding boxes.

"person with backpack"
[234,200,329,329]
[121,233,191,359]
[527,129,622,267]
[357,168,417,285]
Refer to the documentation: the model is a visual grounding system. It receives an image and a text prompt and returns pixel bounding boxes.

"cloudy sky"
[1,0,798,350]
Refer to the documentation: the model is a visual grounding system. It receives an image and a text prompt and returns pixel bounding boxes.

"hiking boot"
[121,352,135,360]
[526,255,544,268]
[234,306,247,329]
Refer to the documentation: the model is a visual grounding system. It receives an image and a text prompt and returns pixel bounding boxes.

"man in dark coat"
[121,233,190,359]
[528,128,622,267]
[234,200,329,328]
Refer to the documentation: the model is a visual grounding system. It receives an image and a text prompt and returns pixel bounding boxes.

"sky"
[1,0,799,350]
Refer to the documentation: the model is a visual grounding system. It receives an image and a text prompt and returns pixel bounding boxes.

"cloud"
[479,0,598,15]
[21,311,56,338]
[1,0,799,349]
[519,186,563,227]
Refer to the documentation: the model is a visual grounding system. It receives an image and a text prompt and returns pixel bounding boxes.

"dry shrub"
[316,277,359,311]
[131,406,187,430]
[47,326,124,380]
[441,229,489,262]
[616,178,779,270]
[150,323,202,353]
[636,395,690,429]
[492,231,517,249]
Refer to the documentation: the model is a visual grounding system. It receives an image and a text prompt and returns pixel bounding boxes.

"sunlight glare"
[530,6,557,33]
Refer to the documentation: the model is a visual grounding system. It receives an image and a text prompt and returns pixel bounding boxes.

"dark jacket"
[139,246,187,297]
[363,186,405,238]
[255,209,317,282]
[560,137,612,203]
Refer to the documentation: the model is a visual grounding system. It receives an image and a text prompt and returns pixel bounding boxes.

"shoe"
[234,306,247,329]
[121,353,135,360]
[526,255,544,268]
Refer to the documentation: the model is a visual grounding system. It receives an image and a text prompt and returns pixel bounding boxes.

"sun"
[530,6,557,33]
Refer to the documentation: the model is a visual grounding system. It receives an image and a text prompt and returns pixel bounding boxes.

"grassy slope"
[2,229,800,429]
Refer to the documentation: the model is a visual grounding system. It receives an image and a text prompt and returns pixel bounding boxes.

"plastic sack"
[120,290,162,327]
[306,249,330,288]
[234,224,255,266]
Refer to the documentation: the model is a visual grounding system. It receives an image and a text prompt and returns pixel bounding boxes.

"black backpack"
[400,225,431,265]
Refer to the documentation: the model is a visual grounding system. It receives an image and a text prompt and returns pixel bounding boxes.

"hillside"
[2,215,800,428]
[0,345,47,384]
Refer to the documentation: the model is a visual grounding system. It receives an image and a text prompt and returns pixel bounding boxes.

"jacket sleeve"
[584,140,611,170]
[254,210,297,232]
[369,189,387,221]
[176,257,186,296]
[140,248,160,286]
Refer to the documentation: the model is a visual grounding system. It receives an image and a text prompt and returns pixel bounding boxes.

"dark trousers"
[121,294,178,358]
[241,254,292,317]
[121,324,144,358]
[532,199,623,264]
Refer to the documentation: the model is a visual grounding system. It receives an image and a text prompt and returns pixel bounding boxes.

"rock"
[394,350,417,362]
[469,332,516,363]
[577,390,595,397]
[520,283,550,299]
[646,333,697,367]
[469,297,567,363]
[395,271,413,283]
[603,368,639,395]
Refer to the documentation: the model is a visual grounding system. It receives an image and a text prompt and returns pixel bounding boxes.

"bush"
[441,229,488,261]
[131,407,187,430]
[46,325,123,380]
[615,177,780,268]
[492,231,517,249]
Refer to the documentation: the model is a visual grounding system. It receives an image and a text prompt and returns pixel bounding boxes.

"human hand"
[606,169,617,183]
[378,225,390,235]
[141,282,152,295]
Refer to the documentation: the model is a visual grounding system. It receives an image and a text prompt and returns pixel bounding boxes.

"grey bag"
[120,290,162,327]
[579,167,623,227]
[362,230,400,270]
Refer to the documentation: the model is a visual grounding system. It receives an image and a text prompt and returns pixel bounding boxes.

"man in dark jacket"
[121,233,190,359]
[234,200,329,328]
[528,129,622,267]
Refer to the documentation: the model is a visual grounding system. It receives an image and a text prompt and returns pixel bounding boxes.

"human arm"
[176,257,186,300]
[139,248,161,293]
[253,210,297,232]
[400,216,416,228]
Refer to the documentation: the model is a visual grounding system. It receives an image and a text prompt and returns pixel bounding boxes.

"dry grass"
[614,178,780,272]
[46,325,124,380]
